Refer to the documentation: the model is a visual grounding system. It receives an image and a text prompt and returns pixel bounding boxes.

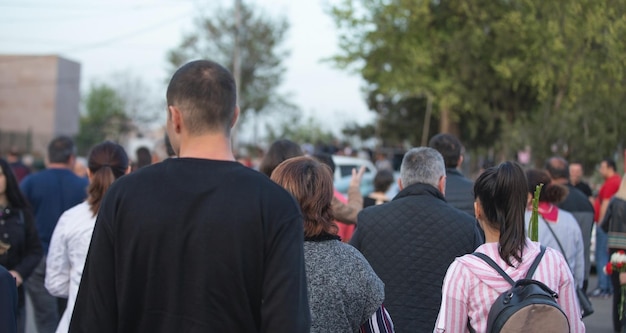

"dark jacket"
[0,265,17,333]
[0,207,42,307]
[601,197,626,250]
[350,183,482,332]
[444,168,474,217]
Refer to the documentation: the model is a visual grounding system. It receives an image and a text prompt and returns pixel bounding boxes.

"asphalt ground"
[25,273,615,332]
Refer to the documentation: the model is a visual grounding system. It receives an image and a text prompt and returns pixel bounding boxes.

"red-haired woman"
[271,156,393,332]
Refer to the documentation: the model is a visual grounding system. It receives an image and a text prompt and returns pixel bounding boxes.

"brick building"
[0,55,81,156]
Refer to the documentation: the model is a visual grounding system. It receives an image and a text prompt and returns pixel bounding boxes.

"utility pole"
[232,0,243,152]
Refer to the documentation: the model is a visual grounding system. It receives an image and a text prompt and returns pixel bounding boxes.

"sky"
[0,0,375,142]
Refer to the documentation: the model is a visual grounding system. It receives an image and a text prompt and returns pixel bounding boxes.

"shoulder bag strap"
[541,218,576,277]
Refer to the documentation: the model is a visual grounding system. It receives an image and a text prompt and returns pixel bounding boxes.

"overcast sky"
[0,0,374,141]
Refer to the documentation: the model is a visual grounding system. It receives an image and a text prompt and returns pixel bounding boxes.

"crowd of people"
[0,59,625,333]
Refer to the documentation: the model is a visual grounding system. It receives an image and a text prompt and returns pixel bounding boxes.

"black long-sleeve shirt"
[69,158,310,333]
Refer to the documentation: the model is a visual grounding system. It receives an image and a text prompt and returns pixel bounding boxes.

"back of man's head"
[400,147,445,189]
[48,136,76,164]
[428,133,463,168]
[166,60,237,136]
[545,157,569,181]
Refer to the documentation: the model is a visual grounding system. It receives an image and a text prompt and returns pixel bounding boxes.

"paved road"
[25,273,616,332]
[584,273,617,333]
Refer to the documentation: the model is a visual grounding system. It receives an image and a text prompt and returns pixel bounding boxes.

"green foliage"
[166,1,292,125]
[330,0,626,166]
[266,112,335,145]
[75,83,131,155]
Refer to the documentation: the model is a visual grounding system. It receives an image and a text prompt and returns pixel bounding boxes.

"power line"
[0,10,191,63]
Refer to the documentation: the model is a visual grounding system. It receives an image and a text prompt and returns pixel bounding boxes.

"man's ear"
[397,177,404,191]
[438,175,446,195]
[168,106,183,134]
[230,106,240,128]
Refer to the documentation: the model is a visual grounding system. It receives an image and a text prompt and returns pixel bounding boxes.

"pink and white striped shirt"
[434,239,585,333]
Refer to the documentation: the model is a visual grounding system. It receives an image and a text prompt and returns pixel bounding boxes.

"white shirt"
[45,201,96,333]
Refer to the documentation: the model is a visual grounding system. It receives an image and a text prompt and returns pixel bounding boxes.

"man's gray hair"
[400,147,446,189]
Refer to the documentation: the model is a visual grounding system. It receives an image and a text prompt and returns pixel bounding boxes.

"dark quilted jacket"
[350,183,483,332]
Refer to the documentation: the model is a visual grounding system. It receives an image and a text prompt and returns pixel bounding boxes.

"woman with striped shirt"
[434,161,584,332]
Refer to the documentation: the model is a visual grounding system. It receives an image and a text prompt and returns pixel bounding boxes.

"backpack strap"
[472,245,547,285]
[472,252,515,286]
[525,245,547,279]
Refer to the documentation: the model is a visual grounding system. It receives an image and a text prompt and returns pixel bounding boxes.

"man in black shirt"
[70,60,310,333]
[570,162,593,198]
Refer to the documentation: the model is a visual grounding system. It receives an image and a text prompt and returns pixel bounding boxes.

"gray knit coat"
[304,240,385,333]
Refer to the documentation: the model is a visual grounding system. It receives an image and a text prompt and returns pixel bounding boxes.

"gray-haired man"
[350,147,482,332]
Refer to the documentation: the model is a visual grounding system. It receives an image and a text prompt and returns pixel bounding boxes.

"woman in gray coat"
[272,156,393,333]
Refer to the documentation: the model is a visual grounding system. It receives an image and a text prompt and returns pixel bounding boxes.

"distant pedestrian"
[258,139,303,177]
[0,158,43,333]
[351,147,482,331]
[132,146,152,171]
[591,158,622,298]
[428,133,474,217]
[69,60,310,333]
[546,157,595,291]
[363,169,394,208]
[20,136,88,333]
[434,162,584,333]
[45,141,129,333]
[570,162,593,198]
[6,148,30,183]
[600,174,626,332]
[272,156,394,332]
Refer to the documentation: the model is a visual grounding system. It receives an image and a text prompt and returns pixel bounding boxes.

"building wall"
[0,55,81,156]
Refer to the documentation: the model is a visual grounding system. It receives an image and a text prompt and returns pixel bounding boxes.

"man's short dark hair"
[48,136,76,164]
[602,158,617,171]
[166,60,237,135]
[428,133,463,168]
[545,157,569,180]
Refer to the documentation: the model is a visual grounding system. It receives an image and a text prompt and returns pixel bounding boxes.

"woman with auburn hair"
[271,156,393,333]
[601,174,626,332]
[0,158,42,333]
[434,162,584,332]
[45,141,130,333]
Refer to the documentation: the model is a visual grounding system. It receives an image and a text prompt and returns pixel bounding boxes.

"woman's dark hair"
[474,161,527,267]
[0,158,28,209]
[87,141,129,216]
[270,156,337,238]
[259,139,304,177]
[312,153,335,173]
[373,169,394,192]
[526,169,568,204]
[135,146,152,169]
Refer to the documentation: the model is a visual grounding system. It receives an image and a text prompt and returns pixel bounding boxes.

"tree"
[75,83,132,155]
[265,113,336,145]
[330,0,626,167]
[166,1,293,127]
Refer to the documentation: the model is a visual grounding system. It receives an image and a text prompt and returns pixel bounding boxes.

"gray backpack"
[471,246,570,333]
